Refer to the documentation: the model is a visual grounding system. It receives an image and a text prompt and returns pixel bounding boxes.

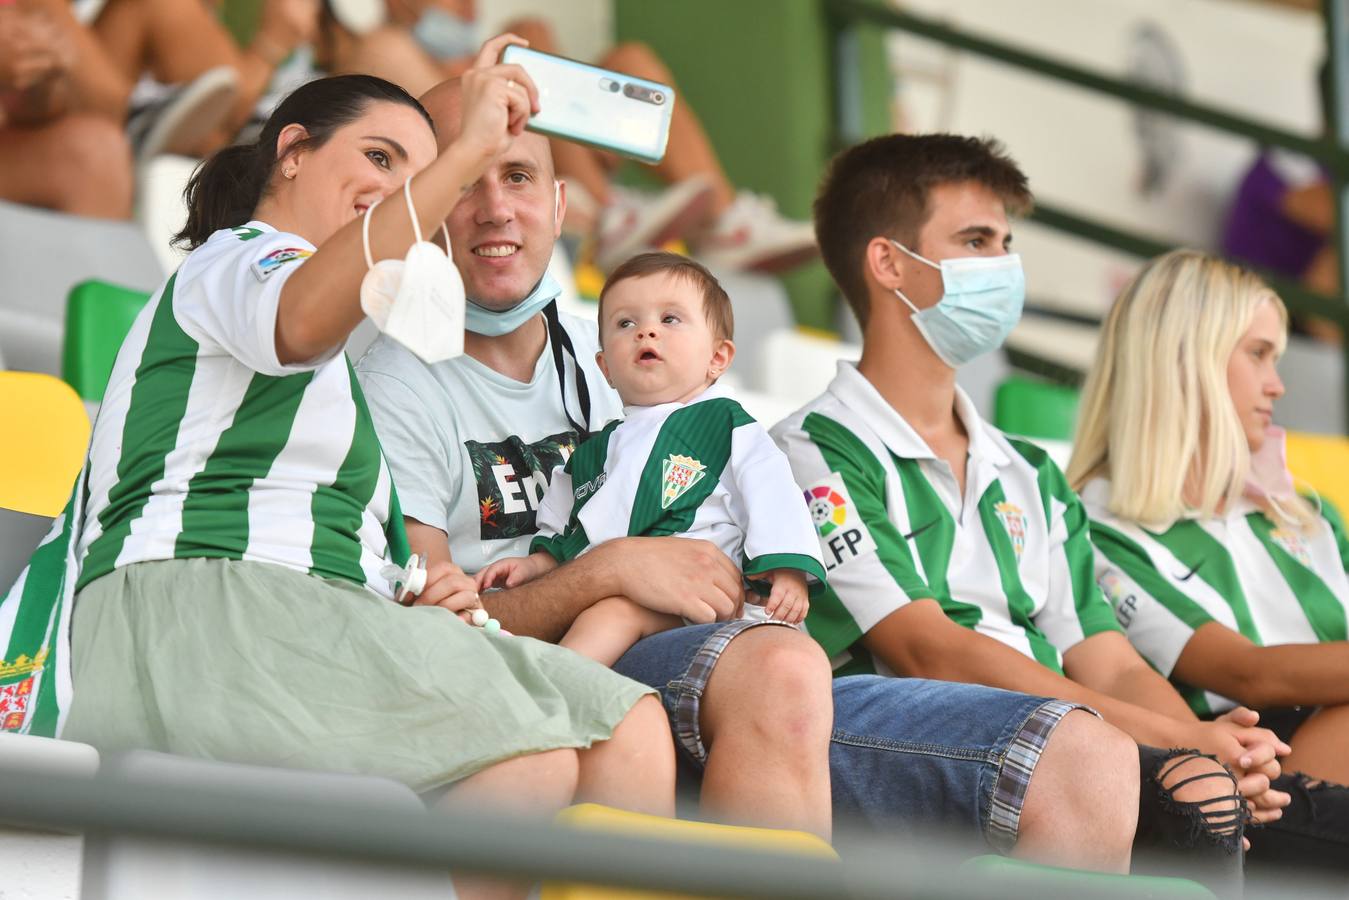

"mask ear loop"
[403,177,424,244]
[361,197,383,271]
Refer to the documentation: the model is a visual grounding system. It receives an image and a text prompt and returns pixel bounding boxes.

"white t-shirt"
[355,316,622,573]
[78,222,404,598]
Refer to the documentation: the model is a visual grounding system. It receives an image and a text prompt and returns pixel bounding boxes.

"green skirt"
[63,558,651,792]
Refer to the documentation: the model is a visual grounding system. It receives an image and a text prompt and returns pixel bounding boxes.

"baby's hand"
[759,569,809,625]
[475,551,556,591]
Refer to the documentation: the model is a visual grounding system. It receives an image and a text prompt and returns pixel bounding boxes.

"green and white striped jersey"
[1084,479,1349,715]
[530,385,827,603]
[76,222,408,599]
[771,362,1120,676]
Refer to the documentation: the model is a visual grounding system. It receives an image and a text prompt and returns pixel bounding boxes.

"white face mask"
[360,178,466,364]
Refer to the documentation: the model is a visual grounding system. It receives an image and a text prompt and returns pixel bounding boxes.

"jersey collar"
[825,361,1010,468]
[621,382,731,420]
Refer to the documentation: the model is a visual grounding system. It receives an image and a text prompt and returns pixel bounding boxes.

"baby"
[476,251,826,665]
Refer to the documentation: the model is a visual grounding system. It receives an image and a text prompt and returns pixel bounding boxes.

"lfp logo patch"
[251,247,312,281]
[805,484,848,536]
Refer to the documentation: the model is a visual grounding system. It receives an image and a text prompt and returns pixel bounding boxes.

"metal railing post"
[1327,0,1349,425]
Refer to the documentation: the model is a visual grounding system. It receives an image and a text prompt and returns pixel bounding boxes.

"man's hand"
[600,537,743,624]
[476,551,556,591]
[753,569,808,624]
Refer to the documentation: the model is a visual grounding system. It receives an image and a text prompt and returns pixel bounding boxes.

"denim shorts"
[613,620,1086,852]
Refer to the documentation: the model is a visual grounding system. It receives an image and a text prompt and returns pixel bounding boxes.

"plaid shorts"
[614,621,1090,850]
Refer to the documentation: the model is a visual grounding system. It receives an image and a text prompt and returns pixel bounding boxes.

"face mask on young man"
[889,239,1026,368]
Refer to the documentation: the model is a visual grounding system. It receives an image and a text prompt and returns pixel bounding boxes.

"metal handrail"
[0,765,1057,900]
[824,0,1349,419]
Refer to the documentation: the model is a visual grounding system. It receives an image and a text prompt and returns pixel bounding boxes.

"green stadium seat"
[62,280,152,403]
[994,376,1081,442]
[961,855,1215,898]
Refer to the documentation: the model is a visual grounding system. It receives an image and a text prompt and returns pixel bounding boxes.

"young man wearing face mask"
[357,75,1155,872]
[773,133,1297,879]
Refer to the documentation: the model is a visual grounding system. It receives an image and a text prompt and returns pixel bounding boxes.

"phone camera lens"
[608,82,620,92]
[652,92,665,104]
[622,83,637,98]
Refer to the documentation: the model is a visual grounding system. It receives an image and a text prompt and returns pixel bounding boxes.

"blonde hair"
[1067,249,1317,530]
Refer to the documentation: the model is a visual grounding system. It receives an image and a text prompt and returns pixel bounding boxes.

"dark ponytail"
[174,74,433,249]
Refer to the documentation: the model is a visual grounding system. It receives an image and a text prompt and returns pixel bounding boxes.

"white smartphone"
[501,45,675,164]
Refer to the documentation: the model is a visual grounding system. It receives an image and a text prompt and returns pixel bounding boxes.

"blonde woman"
[1069,248,1349,870]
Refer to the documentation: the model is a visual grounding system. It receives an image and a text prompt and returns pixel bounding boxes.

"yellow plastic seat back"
[542,803,836,900]
[1285,431,1349,519]
[0,372,90,517]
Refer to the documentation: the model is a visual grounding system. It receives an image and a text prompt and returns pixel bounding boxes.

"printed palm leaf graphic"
[479,496,500,527]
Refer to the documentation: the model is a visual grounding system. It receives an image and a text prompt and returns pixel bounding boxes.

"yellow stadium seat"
[542,803,836,900]
[0,372,90,517]
[1285,430,1349,518]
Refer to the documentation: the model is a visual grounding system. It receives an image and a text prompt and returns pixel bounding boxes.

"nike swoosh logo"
[1175,560,1203,582]
[904,520,937,541]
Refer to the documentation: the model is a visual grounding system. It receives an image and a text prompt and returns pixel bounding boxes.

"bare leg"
[1302,245,1345,344]
[599,41,735,217]
[575,694,677,816]
[1284,703,1349,784]
[0,115,133,218]
[1013,710,1137,873]
[560,596,682,667]
[91,0,239,87]
[697,626,832,839]
[438,748,581,900]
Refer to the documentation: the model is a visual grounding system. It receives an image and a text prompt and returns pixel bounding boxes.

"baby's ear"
[708,338,735,380]
[595,349,613,387]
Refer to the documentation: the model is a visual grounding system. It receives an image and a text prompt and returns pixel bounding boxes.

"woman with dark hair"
[48,35,674,896]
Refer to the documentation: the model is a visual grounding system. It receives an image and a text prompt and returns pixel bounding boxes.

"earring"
[283,167,296,179]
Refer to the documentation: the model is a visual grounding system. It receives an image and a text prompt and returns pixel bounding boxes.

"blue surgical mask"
[413,6,479,61]
[465,271,562,335]
[889,239,1025,368]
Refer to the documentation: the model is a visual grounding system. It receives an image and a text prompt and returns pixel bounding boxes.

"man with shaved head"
[357,45,1142,868]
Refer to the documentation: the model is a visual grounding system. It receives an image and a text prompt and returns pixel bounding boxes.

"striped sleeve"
[1088,519,1232,676]
[725,423,827,588]
[1010,440,1121,650]
[175,230,331,377]
[530,461,582,562]
[776,411,933,658]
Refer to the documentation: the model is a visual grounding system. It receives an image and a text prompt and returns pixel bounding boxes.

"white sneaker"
[692,191,818,273]
[594,175,716,272]
[128,66,239,166]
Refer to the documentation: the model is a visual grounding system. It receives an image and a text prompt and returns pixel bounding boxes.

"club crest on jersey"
[661,454,706,509]
[995,501,1027,562]
[0,650,41,734]
[251,247,312,281]
[805,484,848,537]
[1270,528,1313,567]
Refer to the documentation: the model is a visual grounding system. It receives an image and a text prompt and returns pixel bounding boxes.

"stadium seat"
[1286,430,1349,517]
[0,733,100,899]
[994,375,1080,442]
[758,328,861,412]
[62,280,152,404]
[0,372,89,518]
[542,803,837,899]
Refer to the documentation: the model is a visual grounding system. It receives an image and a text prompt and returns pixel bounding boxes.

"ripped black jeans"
[1134,745,1246,895]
